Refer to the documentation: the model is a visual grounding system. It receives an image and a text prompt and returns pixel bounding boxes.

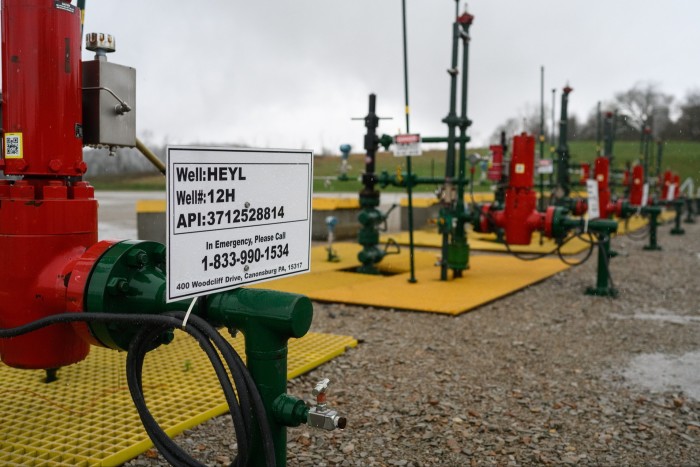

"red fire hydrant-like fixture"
[487,144,504,182]
[579,162,591,185]
[473,133,581,245]
[660,170,680,202]
[592,156,613,218]
[628,165,645,206]
[0,0,95,370]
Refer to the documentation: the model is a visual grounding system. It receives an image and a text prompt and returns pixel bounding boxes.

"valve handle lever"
[307,378,347,431]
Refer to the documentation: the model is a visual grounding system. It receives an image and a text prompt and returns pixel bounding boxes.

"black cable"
[481,206,594,263]
[624,215,650,241]
[0,312,276,467]
[556,230,596,266]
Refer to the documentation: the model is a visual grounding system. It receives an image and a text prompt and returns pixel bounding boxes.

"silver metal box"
[82,60,136,147]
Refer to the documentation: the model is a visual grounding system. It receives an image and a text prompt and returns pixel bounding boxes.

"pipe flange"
[66,240,119,347]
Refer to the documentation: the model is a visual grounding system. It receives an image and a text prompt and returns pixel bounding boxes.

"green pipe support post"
[548,210,619,297]
[206,289,313,467]
[670,199,686,235]
[584,232,618,298]
[83,239,318,467]
[615,202,663,251]
[643,206,663,251]
[684,198,696,224]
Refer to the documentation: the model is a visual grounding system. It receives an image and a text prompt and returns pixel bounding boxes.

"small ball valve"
[307,378,347,431]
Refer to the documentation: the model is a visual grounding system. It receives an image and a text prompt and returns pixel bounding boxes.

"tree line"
[491,82,700,143]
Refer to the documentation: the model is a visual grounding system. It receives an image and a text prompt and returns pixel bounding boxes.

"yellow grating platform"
[381,229,592,255]
[0,331,357,466]
[660,209,677,222]
[255,243,569,315]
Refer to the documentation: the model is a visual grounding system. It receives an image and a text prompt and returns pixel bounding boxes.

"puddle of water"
[621,350,700,401]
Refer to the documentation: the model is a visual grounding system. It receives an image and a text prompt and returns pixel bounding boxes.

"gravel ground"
[127,218,700,466]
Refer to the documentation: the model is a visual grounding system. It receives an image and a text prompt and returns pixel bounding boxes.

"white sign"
[393,133,422,157]
[536,159,554,175]
[679,176,694,197]
[586,179,601,219]
[166,147,313,302]
[666,183,676,201]
[641,183,649,207]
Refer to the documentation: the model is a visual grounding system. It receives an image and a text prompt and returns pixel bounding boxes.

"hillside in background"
[87,141,699,193]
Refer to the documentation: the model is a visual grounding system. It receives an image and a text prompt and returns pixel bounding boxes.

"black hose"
[481,207,596,264]
[0,312,276,467]
[624,215,650,241]
[556,230,596,266]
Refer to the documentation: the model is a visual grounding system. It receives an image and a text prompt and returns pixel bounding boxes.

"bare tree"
[490,103,550,144]
[664,89,700,141]
[612,82,673,137]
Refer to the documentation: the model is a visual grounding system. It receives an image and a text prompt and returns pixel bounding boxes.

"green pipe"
[449,11,473,278]
[603,111,616,192]
[655,140,664,179]
[420,135,470,144]
[596,101,602,155]
[437,17,463,281]
[539,67,546,211]
[77,0,86,38]
[642,129,651,186]
[401,0,417,284]
[555,85,572,198]
[377,172,471,189]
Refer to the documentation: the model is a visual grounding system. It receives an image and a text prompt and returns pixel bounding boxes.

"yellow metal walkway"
[381,210,675,254]
[255,243,570,315]
[0,331,357,466]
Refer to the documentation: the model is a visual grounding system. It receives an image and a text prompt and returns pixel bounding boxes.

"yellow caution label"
[4,132,23,159]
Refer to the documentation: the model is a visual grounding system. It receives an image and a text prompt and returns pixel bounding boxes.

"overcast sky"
[78,1,699,153]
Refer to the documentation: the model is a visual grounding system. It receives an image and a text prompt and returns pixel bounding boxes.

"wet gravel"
[126,218,700,466]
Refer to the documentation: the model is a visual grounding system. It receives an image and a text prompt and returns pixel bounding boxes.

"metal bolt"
[244,202,250,208]
[244,265,250,271]
[107,277,129,296]
[126,249,149,269]
[48,159,63,172]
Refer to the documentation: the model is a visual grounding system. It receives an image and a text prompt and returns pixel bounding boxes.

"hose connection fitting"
[308,378,347,431]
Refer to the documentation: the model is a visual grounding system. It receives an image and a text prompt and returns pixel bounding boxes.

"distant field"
[568,140,699,186]
[89,140,700,192]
